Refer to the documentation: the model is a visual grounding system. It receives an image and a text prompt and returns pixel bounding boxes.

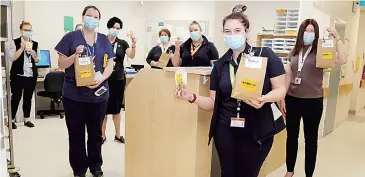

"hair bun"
[232,4,247,13]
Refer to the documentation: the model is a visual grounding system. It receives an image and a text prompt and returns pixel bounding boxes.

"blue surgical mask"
[303,32,315,44]
[109,28,119,37]
[160,36,169,43]
[224,35,246,50]
[190,32,201,41]
[23,31,32,39]
[83,16,99,30]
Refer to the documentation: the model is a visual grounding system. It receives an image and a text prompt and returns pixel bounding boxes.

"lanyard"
[229,61,242,118]
[190,43,202,56]
[81,30,97,58]
[297,46,312,75]
[160,44,170,53]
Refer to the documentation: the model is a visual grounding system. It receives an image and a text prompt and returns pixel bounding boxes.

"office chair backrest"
[44,71,65,93]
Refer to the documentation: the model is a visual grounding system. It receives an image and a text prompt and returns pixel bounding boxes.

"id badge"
[294,77,302,85]
[95,71,103,81]
[25,63,33,68]
[230,118,245,128]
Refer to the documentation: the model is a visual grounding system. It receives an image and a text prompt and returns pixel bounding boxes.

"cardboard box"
[231,55,268,100]
[74,55,95,87]
[316,39,337,68]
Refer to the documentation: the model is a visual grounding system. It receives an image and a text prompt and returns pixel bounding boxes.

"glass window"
[1,41,5,68]
[1,5,8,38]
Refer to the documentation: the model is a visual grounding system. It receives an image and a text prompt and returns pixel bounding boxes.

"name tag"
[230,118,245,128]
[78,57,91,65]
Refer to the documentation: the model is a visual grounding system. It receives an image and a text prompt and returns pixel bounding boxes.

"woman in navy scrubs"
[146,28,175,68]
[55,5,115,177]
[171,21,219,67]
[102,16,137,144]
[175,5,286,177]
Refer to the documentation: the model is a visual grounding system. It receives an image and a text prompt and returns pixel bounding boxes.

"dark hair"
[20,21,32,30]
[292,19,319,56]
[82,5,101,19]
[74,24,83,30]
[107,17,123,29]
[223,4,250,31]
[189,21,202,30]
[159,28,171,38]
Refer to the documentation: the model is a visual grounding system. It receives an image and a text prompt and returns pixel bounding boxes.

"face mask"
[160,36,169,43]
[23,31,32,39]
[224,35,246,50]
[190,32,201,41]
[303,32,315,44]
[109,28,119,37]
[83,16,99,30]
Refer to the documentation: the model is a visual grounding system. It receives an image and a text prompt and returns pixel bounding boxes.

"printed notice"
[79,57,91,65]
[245,56,262,69]
[240,79,258,92]
[322,52,333,60]
[80,70,91,78]
[322,39,334,48]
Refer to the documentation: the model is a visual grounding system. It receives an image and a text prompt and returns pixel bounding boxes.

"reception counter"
[125,68,286,177]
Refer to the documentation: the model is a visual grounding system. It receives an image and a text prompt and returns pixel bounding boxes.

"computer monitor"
[36,50,51,68]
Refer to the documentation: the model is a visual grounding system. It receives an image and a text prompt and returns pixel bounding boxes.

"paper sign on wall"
[64,16,74,32]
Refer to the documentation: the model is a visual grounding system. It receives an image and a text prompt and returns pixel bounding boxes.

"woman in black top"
[172,21,219,67]
[146,28,175,69]
[175,5,286,177]
[102,17,137,144]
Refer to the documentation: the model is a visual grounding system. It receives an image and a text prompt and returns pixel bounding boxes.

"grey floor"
[10,111,365,177]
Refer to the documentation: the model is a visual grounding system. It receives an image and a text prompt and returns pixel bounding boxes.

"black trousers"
[285,95,323,177]
[63,97,108,175]
[106,79,126,115]
[214,123,273,177]
[10,75,37,120]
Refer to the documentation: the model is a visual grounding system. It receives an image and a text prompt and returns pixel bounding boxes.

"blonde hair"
[189,21,202,31]
[20,21,32,30]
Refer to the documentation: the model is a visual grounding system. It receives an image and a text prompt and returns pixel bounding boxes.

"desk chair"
[36,71,65,119]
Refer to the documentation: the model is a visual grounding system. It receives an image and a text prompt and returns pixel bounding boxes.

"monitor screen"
[36,50,51,68]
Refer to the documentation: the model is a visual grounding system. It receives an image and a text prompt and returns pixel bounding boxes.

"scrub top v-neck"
[55,30,115,103]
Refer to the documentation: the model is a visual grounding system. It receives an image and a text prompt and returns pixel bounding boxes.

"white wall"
[350,11,365,113]
[23,1,217,67]
[213,1,300,56]
[22,1,302,67]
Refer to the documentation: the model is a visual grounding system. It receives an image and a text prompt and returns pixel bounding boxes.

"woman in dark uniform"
[146,28,175,68]
[55,5,115,177]
[281,19,347,177]
[171,21,219,67]
[102,16,137,144]
[174,5,286,177]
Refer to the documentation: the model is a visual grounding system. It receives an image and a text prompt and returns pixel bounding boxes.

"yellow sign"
[276,9,287,14]
[80,70,91,78]
[175,73,183,84]
[127,30,133,37]
[285,30,297,35]
[322,52,333,60]
[103,54,108,68]
[240,79,258,92]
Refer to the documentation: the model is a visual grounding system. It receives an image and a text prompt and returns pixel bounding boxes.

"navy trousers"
[63,97,107,175]
[214,123,273,177]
